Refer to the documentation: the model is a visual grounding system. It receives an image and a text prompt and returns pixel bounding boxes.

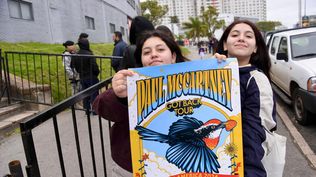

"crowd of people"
[61,16,282,177]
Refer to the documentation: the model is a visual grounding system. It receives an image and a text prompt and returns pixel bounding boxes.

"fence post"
[20,129,41,177]
[0,48,5,100]
[3,51,11,104]
[8,160,24,177]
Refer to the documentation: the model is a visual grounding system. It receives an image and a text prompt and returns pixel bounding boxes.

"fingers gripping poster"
[127,59,243,177]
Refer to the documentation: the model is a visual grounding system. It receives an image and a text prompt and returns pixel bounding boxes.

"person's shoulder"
[250,70,269,84]
[248,69,272,93]
[119,40,128,47]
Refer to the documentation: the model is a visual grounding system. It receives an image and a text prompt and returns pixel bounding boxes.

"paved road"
[1,108,315,176]
[0,111,114,177]
[276,95,316,155]
[185,45,214,60]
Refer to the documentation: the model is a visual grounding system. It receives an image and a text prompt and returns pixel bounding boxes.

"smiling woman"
[214,20,285,177]
[140,37,176,66]
[92,30,187,176]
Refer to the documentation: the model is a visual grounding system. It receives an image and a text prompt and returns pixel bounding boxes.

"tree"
[256,21,282,32]
[141,0,168,26]
[200,6,225,37]
[182,17,207,42]
[170,16,179,24]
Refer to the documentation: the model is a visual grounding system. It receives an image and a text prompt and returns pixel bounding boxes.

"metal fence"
[1,51,120,106]
[20,77,113,177]
[1,50,123,176]
[0,49,9,104]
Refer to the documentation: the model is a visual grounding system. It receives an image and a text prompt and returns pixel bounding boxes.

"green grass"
[0,42,190,103]
[0,42,114,103]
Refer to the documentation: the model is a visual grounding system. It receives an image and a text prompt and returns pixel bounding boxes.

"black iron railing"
[2,51,121,105]
[0,49,10,105]
[20,77,113,177]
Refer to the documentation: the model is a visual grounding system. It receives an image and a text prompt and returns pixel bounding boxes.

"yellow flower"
[224,143,238,157]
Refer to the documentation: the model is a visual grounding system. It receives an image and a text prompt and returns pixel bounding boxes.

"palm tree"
[182,17,207,42]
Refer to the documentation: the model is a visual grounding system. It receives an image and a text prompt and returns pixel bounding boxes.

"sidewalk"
[185,45,214,60]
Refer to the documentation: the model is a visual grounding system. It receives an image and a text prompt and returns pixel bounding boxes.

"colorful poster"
[127,58,243,177]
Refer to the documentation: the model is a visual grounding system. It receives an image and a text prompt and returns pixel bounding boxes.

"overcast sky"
[140,0,316,28]
[267,0,316,28]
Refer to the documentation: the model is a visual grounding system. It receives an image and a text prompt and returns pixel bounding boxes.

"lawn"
[0,42,114,103]
[0,42,190,103]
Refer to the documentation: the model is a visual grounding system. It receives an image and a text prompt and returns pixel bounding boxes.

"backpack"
[118,45,137,70]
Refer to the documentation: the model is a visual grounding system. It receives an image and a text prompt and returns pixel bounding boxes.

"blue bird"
[135,116,237,173]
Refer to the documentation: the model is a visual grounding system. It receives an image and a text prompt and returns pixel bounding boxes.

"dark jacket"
[92,88,132,172]
[240,65,276,177]
[118,45,137,70]
[112,39,128,57]
[112,39,128,72]
[71,39,99,80]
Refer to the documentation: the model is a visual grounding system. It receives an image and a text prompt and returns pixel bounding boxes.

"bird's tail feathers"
[135,125,169,143]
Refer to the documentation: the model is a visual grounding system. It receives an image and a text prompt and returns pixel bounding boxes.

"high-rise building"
[221,0,266,21]
[157,0,221,35]
[158,0,221,25]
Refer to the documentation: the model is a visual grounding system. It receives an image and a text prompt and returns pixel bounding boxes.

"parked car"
[266,27,316,125]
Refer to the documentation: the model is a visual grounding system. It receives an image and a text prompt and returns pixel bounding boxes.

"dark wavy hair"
[216,20,271,80]
[134,30,187,67]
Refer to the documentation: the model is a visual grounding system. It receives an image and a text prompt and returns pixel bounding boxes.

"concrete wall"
[0,0,140,43]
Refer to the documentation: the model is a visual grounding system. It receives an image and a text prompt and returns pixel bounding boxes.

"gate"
[20,78,113,177]
[1,51,120,105]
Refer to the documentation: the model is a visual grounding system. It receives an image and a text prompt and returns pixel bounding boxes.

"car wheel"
[293,88,310,125]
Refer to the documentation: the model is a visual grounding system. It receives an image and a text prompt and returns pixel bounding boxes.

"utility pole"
[299,0,302,27]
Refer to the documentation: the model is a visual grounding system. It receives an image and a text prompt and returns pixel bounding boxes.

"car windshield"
[291,32,316,60]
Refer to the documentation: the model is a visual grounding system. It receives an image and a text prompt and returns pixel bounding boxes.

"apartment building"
[222,0,266,21]
[158,0,221,25]
[0,0,140,43]
[157,0,265,26]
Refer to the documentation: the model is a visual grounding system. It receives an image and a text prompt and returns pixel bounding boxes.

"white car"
[267,27,316,125]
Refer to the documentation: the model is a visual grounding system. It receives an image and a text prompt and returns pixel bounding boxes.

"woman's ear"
[172,52,176,63]
[254,46,257,53]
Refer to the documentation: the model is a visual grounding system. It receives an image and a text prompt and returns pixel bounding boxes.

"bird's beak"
[224,120,237,131]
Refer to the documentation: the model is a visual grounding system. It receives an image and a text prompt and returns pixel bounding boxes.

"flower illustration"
[224,143,238,157]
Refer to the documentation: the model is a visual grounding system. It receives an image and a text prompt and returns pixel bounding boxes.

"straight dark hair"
[216,20,271,80]
[134,30,187,67]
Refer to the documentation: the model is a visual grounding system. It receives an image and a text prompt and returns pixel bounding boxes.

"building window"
[120,26,125,36]
[85,16,95,30]
[8,0,34,20]
[127,0,135,9]
[110,23,115,33]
